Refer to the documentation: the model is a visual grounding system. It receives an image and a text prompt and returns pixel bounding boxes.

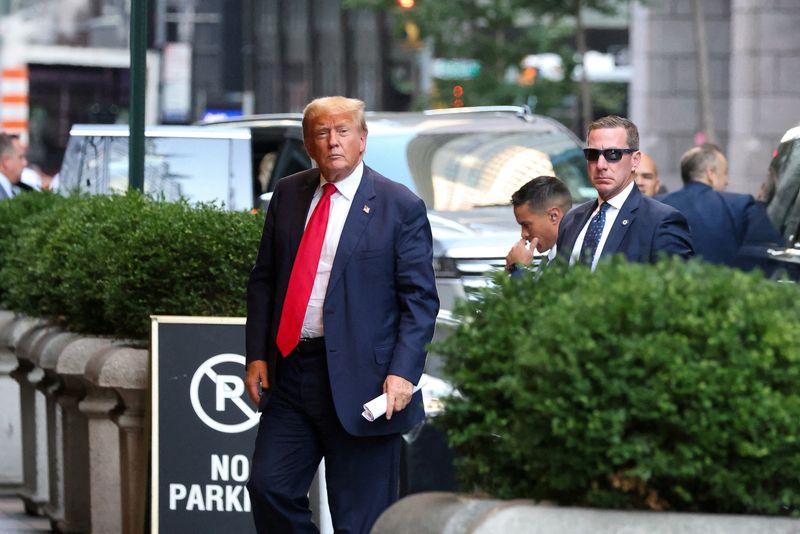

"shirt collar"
[0,172,12,198]
[319,160,364,201]
[602,180,635,211]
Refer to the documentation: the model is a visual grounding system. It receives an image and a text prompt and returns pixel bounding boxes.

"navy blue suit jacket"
[557,185,694,263]
[246,165,439,437]
[660,181,783,269]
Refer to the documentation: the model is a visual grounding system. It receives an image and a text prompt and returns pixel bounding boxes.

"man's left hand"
[383,374,413,420]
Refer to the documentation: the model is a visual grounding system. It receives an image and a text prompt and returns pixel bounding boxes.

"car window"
[59,134,253,210]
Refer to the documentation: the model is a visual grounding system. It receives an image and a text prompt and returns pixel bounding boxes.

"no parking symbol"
[189,353,260,434]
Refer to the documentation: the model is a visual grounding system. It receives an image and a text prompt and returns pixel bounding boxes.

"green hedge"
[0,192,263,339]
[434,257,800,516]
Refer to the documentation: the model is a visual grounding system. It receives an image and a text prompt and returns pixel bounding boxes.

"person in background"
[505,175,572,274]
[660,143,783,270]
[633,152,665,197]
[0,133,28,200]
[557,115,693,270]
[244,96,439,534]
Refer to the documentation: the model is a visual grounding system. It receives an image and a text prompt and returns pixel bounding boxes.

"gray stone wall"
[630,0,800,196]
[630,0,731,194]
[727,0,800,193]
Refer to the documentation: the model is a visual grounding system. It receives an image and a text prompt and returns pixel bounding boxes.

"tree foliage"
[346,0,630,117]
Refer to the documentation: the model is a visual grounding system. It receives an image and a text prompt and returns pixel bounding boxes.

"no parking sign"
[150,316,258,534]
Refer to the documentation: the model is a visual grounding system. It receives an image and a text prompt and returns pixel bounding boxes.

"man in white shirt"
[0,133,27,200]
[505,175,572,274]
[557,115,693,269]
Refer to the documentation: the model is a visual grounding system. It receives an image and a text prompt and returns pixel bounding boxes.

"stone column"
[83,344,149,534]
[39,333,104,533]
[7,317,49,515]
[0,311,22,495]
[631,0,732,192]
[115,388,147,534]
[728,0,800,194]
[79,386,122,534]
[17,326,66,529]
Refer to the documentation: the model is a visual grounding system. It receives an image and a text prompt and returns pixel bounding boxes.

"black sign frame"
[150,316,258,534]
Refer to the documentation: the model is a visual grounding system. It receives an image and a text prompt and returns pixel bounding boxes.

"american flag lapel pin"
[363,205,370,214]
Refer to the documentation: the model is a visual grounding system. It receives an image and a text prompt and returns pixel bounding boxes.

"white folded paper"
[362,378,425,422]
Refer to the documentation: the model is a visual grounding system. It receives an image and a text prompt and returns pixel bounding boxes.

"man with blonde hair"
[245,96,439,533]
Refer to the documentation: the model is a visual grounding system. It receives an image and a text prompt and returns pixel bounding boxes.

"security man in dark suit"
[557,115,694,268]
[660,143,782,270]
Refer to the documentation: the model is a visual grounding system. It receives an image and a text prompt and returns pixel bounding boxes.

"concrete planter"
[372,492,800,533]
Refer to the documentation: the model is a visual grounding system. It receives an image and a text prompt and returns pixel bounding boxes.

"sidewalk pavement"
[0,496,50,533]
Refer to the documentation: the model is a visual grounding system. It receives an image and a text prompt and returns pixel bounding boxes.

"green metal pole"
[129,0,147,192]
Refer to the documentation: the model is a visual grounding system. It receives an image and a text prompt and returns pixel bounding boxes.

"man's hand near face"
[505,237,538,271]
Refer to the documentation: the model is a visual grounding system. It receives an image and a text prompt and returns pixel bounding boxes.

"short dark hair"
[680,143,723,184]
[587,115,639,150]
[511,175,572,213]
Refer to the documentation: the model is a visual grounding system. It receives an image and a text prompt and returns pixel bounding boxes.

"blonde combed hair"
[302,96,368,139]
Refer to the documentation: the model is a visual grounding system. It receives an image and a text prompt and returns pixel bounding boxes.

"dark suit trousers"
[247,346,401,534]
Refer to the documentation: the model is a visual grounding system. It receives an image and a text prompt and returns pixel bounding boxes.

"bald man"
[633,152,662,197]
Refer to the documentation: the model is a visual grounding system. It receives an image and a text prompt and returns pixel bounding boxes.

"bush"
[0,191,64,304]
[434,256,800,516]
[0,192,263,339]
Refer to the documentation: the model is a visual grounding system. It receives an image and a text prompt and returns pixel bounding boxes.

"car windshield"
[363,126,593,211]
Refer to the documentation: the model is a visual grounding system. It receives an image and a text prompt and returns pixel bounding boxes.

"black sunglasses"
[583,148,638,162]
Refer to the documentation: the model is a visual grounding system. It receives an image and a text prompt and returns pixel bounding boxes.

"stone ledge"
[85,344,148,391]
[372,492,800,534]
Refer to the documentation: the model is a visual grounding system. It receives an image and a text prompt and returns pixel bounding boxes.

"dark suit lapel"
[560,200,597,259]
[600,186,641,258]
[288,170,322,255]
[326,166,377,296]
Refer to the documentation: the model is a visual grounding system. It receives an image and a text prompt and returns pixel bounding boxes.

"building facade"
[630,0,800,195]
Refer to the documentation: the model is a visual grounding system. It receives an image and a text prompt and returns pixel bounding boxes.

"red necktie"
[276,183,337,356]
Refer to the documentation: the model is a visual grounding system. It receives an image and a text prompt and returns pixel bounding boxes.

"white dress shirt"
[569,180,635,271]
[300,161,364,338]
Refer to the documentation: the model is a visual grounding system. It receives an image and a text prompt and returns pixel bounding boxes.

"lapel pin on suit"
[622,219,629,226]
[363,205,371,214]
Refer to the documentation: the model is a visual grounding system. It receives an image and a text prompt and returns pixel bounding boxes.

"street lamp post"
[129,0,147,192]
